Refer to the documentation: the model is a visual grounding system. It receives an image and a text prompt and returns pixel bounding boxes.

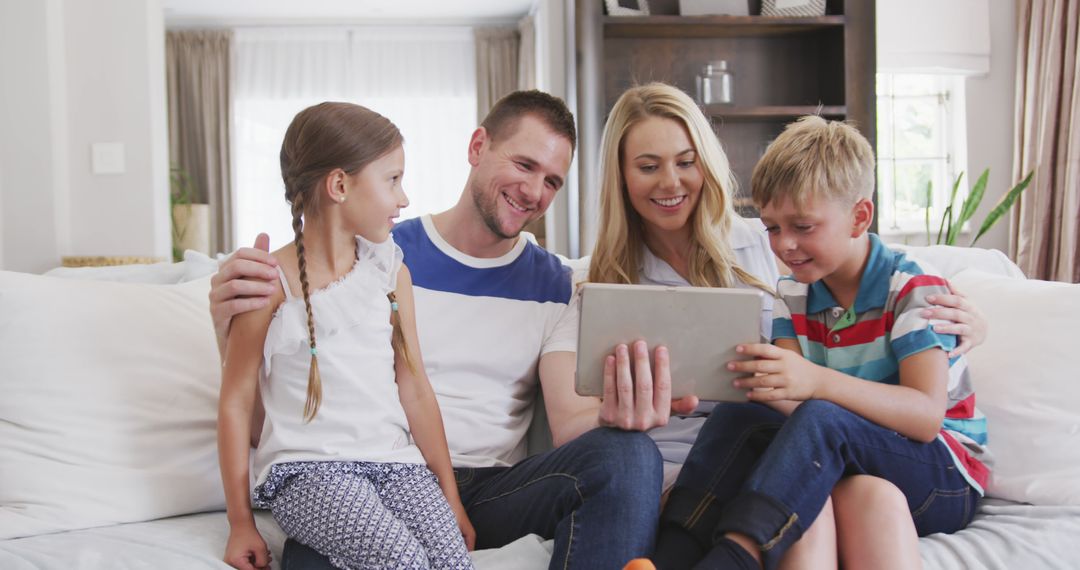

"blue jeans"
[662,400,979,570]
[282,427,663,570]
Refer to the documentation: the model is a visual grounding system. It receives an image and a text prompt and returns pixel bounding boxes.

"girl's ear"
[322,168,347,204]
[851,198,874,237]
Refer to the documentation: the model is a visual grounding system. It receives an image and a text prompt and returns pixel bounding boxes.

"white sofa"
[1,245,1078,569]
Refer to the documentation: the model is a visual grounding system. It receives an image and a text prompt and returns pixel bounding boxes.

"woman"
[588,83,984,569]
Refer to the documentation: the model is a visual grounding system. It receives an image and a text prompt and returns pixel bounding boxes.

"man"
[209,90,697,569]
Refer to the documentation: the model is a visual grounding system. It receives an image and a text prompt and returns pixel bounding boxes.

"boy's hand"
[450,499,477,551]
[728,343,823,402]
[223,525,271,570]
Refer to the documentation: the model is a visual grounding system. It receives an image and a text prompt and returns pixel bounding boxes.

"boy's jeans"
[662,400,979,570]
[282,427,663,570]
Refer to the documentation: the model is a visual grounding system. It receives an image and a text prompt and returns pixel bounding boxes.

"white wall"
[964,0,1017,254]
[533,0,574,256]
[0,0,67,273]
[0,0,169,273]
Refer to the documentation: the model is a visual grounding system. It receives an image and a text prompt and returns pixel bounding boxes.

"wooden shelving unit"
[706,104,847,120]
[575,0,876,222]
[603,15,845,38]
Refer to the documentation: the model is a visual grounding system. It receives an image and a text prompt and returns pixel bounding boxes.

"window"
[876,74,968,235]
[232,27,477,250]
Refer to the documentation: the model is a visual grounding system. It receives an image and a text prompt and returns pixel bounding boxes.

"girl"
[218,102,475,570]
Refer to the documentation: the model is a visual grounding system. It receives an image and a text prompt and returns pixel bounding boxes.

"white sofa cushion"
[949,269,1080,505]
[0,272,224,539]
[890,244,1026,280]
[42,250,220,284]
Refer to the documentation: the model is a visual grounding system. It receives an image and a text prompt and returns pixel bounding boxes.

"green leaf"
[949,169,989,245]
[970,170,1035,246]
[958,169,989,224]
[937,204,953,245]
[924,181,933,245]
[936,172,962,244]
[944,171,966,245]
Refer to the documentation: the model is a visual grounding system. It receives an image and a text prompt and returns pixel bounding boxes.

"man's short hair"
[481,90,577,152]
[751,115,875,209]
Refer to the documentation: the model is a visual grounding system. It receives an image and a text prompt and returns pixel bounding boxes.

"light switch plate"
[91,142,126,174]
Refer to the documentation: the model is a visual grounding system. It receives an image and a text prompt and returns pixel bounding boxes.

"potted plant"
[170,166,210,261]
[926,168,1034,246]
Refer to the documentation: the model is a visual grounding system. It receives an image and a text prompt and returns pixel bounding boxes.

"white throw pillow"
[42,260,188,284]
[949,269,1080,505]
[890,244,1026,280]
[42,250,222,285]
[0,271,224,539]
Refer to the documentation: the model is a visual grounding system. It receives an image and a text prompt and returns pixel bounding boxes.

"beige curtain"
[1011,0,1079,282]
[475,16,538,118]
[518,15,537,91]
[166,30,233,254]
[475,27,521,120]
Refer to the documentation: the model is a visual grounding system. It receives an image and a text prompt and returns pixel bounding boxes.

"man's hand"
[923,287,987,358]
[209,233,278,352]
[728,343,823,402]
[598,340,699,431]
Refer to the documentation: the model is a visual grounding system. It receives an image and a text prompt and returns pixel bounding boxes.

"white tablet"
[574,283,764,402]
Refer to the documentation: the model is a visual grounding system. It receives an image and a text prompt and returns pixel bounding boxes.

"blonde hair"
[280,102,414,422]
[587,82,771,293]
[751,115,876,210]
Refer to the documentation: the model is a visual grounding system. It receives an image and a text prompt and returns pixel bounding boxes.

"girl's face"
[621,116,704,240]
[342,145,409,243]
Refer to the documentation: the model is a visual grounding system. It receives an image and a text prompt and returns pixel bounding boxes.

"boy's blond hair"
[751,115,875,210]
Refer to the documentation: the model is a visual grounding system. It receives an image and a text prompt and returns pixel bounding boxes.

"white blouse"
[252,236,423,487]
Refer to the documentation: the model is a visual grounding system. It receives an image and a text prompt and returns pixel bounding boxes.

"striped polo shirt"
[771,233,990,494]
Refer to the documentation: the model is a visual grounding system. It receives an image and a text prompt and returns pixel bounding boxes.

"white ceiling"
[163,0,537,26]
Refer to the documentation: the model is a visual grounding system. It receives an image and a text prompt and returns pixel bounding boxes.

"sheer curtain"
[232,27,477,250]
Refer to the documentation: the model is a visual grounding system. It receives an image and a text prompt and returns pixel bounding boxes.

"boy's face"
[760,193,872,284]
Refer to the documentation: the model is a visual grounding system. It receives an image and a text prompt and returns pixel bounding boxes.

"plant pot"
[172,203,210,258]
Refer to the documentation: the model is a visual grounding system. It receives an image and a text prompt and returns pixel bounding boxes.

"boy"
[649,116,990,570]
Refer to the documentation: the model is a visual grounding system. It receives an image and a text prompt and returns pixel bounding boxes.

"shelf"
[604,15,845,39]
[706,105,847,120]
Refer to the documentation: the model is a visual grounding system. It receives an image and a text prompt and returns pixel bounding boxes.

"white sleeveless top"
[252,236,424,487]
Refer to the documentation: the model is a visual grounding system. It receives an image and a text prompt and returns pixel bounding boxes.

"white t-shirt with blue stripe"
[393,215,577,468]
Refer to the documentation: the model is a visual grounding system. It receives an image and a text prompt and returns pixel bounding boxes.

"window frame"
[875,73,968,238]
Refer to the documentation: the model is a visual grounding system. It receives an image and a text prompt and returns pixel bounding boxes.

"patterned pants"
[256,461,474,570]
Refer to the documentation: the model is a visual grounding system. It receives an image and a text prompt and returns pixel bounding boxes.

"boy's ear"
[851,198,874,237]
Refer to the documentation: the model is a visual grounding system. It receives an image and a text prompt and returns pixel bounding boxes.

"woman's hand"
[450,499,477,551]
[923,288,988,357]
[598,341,699,432]
[223,524,271,570]
[728,343,824,402]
